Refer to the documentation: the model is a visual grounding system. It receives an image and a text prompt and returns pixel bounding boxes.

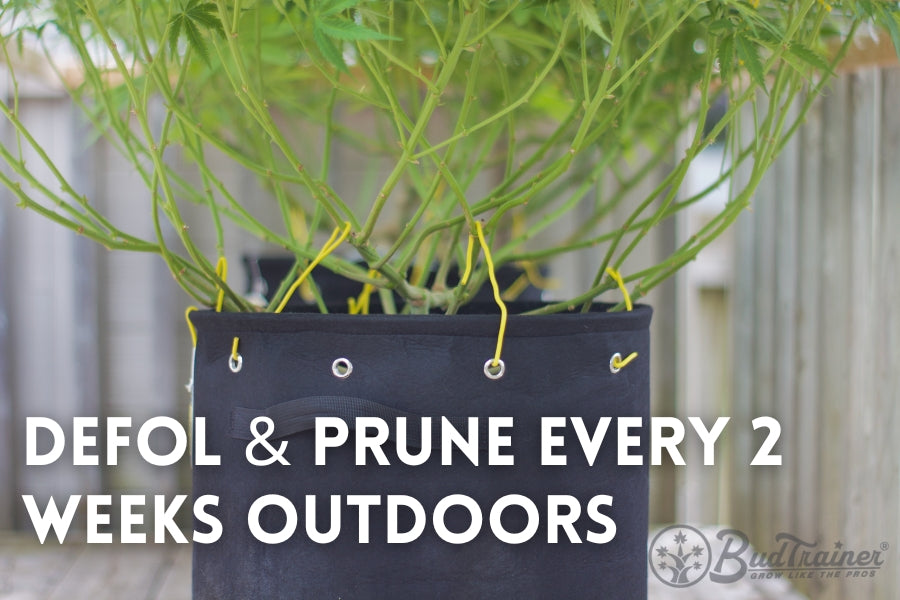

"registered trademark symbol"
[881,542,889,552]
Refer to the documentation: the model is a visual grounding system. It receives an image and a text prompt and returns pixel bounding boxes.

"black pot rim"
[190,303,652,338]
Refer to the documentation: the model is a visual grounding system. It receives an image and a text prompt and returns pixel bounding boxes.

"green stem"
[358,6,478,244]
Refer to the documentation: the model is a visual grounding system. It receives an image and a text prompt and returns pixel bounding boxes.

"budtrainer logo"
[649,525,890,587]
[649,525,712,587]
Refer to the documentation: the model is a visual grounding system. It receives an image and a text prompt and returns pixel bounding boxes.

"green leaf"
[168,15,183,56]
[184,19,209,64]
[570,0,612,44]
[493,23,557,51]
[313,25,347,71]
[786,43,834,78]
[736,35,766,92]
[875,5,900,63]
[717,34,735,84]
[167,0,224,65]
[316,17,398,41]
[706,18,734,37]
[728,3,784,42]
[320,0,361,17]
[186,4,224,34]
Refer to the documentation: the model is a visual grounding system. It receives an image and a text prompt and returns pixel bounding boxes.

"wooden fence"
[724,64,900,600]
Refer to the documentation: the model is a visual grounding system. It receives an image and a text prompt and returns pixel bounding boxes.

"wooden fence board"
[873,67,900,600]
[5,99,103,530]
[773,101,799,541]
[0,90,14,531]
[814,73,853,600]
[844,67,879,600]
[752,125,777,543]
[793,91,823,550]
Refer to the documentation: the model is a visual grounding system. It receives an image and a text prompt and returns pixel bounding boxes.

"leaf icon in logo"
[648,525,713,588]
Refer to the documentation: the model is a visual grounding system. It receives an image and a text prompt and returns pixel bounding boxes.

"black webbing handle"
[230,395,490,450]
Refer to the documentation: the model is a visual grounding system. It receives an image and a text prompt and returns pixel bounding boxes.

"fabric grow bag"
[190,303,651,599]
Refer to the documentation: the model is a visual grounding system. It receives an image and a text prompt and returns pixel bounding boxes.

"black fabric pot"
[190,303,651,599]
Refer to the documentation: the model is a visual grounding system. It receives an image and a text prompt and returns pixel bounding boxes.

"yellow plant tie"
[501,261,560,301]
[215,257,228,312]
[523,261,559,290]
[231,337,240,362]
[348,270,378,315]
[605,267,637,370]
[184,306,200,393]
[605,267,633,312]
[184,306,198,348]
[611,351,639,370]
[275,222,352,314]
[501,273,530,302]
[460,233,476,285]
[475,221,507,369]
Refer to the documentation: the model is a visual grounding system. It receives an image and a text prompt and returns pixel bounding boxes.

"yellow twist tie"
[348,270,378,315]
[460,233,476,286]
[502,261,559,301]
[501,273,530,302]
[605,267,633,311]
[231,337,240,361]
[611,351,639,371]
[604,268,637,372]
[275,222,352,314]
[475,222,507,368]
[523,261,558,290]
[215,257,228,312]
[184,306,198,348]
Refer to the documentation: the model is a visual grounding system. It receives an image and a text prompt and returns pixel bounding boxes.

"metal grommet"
[483,358,505,380]
[609,352,622,374]
[332,357,353,379]
[229,353,243,373]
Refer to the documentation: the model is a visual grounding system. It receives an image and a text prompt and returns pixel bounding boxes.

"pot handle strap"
[230,395,490,450]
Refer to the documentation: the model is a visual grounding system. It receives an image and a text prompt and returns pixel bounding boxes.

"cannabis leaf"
[168,0,225,65]
[311,0,399,72]
[717,34,735,84]
[570,0,612,44]
[783,43,835,80]
[871,2,900,63]
[736,34,765,92]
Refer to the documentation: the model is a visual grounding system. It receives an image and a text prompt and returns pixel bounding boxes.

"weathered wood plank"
[815,72,853,600]
[8,99,103,530]
[873,67,900,600]
[0,98,14,531]
[772,100,799,542]
[751,99,778,543]
[648,212,678,526]
[95,139,187,513]
[793,88,823,554]
[844,67,879,600]
[149,549,193,600]
[676,145,735,525]
[44,545,177,600]
[730,105,758,536]
[0,535,190,600]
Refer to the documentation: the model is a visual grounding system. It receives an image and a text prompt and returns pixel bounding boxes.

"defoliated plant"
[1,1,897,313]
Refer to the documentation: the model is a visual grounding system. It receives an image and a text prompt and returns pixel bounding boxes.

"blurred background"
[1,34,897,600]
